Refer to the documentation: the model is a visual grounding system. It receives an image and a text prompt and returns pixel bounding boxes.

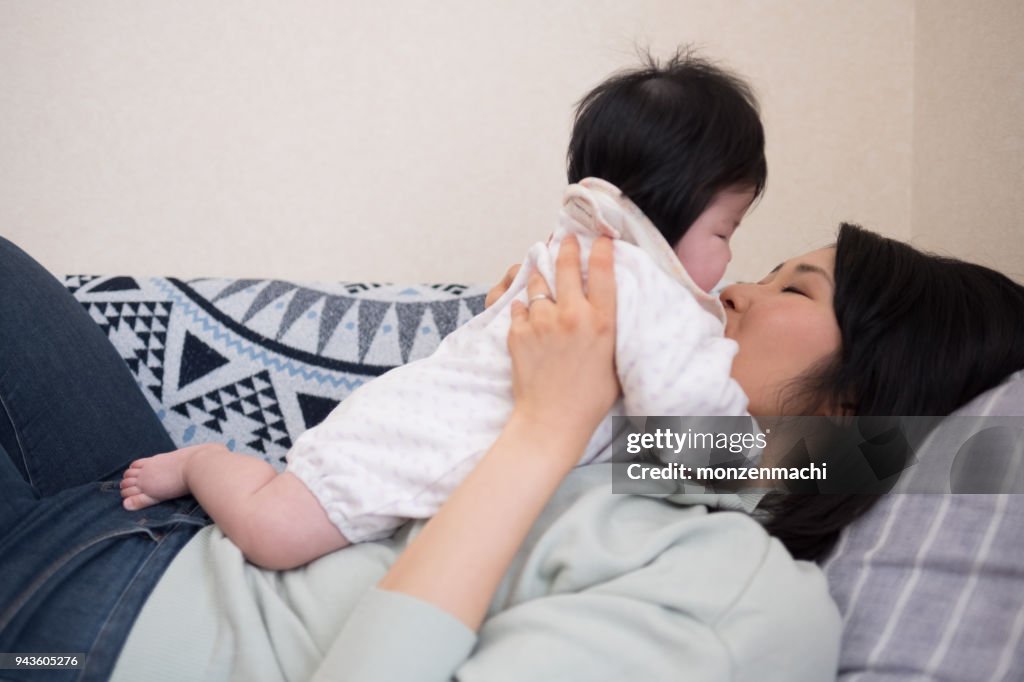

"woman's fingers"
[586,237,616,321]
[509,299,528,331]
[485,264,522,309]
[554,235,583,304]
[505,234,619,437]
[514,235,613,330]
[525,270,556,319]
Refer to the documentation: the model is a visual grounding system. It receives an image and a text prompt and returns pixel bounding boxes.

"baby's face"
[673,186,756,292]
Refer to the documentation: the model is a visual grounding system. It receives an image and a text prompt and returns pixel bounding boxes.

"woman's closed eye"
[781,286,806,296]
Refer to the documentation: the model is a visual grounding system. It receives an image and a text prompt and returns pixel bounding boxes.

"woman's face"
[720,247,841,416]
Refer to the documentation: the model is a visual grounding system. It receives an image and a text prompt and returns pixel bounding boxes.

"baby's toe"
[123,492,157,511]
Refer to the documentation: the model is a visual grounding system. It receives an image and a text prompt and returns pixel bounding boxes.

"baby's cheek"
[691,268,713,292]
[690,257,727,292]
[705,249,732,291]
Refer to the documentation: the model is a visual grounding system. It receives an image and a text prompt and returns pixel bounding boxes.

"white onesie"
[286,177,750,542]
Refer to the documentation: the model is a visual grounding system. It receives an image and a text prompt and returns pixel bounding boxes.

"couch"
[65,273,1024,681]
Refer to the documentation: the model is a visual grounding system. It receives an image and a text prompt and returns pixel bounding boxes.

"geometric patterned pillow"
[64,275,487,470]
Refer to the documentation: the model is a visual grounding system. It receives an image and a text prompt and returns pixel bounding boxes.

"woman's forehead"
[769,246,836,276]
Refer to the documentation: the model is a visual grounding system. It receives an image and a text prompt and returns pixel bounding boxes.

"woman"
[1,224,1022,681]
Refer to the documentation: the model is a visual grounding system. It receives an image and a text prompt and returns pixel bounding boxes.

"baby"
[121,51,766,569]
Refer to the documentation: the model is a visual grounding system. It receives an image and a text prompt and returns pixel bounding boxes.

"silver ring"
[527,293,555,307]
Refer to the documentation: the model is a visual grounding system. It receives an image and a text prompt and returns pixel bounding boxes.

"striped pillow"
[824,373,1024,681]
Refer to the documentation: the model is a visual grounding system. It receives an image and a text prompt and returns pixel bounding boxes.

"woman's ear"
[816,398,856,420]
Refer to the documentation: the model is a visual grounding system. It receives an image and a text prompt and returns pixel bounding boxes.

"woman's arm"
[313,235,618,682]
[379,234,618,629]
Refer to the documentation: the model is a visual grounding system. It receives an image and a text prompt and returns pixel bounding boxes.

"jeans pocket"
[96,479,210,528]
[1,518,204,682]
[98,480,120,493]
[1,525,163,633]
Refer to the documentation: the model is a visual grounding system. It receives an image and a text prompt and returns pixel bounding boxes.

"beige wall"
[0,1,1016,285]
[911,0,1024,280]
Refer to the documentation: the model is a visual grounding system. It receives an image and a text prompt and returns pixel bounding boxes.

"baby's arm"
[121,444,349,569]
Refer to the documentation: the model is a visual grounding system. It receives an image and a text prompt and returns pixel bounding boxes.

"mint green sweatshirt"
[110,464,838,681]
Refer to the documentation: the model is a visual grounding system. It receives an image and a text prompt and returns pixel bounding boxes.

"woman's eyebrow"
[768,261,835,287]
[793,263,835,287]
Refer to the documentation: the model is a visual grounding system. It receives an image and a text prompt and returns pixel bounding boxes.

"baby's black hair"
[567,48,767,247]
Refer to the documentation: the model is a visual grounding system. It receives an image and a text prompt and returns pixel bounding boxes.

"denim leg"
[0,470,209,682]
[0,441,35,533]
[0,236,176,497]
[0,238,207,679]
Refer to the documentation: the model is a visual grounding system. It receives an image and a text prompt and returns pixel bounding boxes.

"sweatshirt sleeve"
[312,512,838,682]
[613,244,749,418]
[452,515,839,682]
[455,593,732,681]
[312,588,477,682]
[311,583,732,682]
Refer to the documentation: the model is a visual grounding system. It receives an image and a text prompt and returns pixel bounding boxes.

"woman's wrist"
[377,406,591,630]
[504,405,599,469]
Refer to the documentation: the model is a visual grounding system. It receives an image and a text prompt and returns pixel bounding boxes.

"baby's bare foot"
[121,448,196,511]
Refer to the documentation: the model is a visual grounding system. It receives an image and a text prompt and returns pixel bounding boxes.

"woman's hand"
[508,234,619,439]
[375,235,618,632]
[484,263,521,308]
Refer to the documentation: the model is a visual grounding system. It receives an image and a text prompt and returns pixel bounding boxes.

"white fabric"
[286,178,750,542]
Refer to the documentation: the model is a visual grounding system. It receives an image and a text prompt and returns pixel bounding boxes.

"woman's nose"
[719,282,749,311]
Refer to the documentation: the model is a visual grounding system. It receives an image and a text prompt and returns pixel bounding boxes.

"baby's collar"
[573,177,726,325]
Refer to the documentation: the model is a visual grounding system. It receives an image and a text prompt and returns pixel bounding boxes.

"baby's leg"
[122,444,349,569]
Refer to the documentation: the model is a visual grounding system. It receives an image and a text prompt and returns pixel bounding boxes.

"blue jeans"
[0,236,211,681]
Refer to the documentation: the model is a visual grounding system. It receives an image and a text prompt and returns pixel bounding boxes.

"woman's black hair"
[567,48,767,247]
[759,223,1024,561]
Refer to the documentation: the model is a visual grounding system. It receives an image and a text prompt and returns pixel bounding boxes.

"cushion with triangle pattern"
[64,275,487,469]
